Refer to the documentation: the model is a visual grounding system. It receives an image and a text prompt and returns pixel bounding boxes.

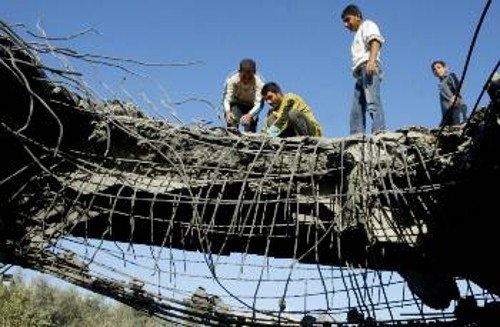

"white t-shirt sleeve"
[222,73,238,113]
[362,20,384,46]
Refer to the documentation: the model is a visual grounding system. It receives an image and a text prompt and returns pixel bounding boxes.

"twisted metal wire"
[0,20,498,326]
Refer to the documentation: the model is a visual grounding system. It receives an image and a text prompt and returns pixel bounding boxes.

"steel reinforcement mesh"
[1,21,498,326]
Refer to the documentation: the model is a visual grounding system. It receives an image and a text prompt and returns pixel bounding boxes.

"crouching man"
[222,59,265,132]
[261,82,322,137]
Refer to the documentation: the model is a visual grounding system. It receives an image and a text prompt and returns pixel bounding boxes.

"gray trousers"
[267,109,316,137]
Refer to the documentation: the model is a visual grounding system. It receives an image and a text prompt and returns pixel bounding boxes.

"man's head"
[431,60,448,79]
[341,4,363,32]
[261,82,283,109]
[239,58,256,84]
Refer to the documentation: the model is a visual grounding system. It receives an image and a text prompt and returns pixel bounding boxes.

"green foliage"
[0,274,171,327]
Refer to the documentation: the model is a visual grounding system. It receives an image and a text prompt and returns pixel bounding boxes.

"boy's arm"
[222,77,237,122]
[222,80,234,114]
[448,73,464,108]
[248,78,265,116]
[242,75,264,124]
[366,39,381,76]
[363,21,384,76]
[449,73,460,95]
[242,99,264,125]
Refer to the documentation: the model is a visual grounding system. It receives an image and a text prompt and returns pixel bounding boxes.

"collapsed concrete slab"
[1,21,500,319]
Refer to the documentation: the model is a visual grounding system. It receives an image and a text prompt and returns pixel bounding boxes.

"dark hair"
[239,58,256,73]
[431,60,447,70]
[261,82,282,97]
[341,4,362,20]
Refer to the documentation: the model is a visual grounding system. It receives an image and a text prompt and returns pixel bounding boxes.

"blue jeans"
[350,63,386,134]
[441,103,467,126]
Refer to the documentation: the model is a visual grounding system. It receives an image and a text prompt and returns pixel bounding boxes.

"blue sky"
[2,1,499,137]
[2,0,499,321]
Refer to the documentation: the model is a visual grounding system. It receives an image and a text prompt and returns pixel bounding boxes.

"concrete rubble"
[1,21,500,323]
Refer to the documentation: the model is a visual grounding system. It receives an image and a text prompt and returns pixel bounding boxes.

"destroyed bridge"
[1,21,500,326]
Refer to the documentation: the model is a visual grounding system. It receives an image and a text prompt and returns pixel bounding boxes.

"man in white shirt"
[222,59,265,132]
[342,4,386,135]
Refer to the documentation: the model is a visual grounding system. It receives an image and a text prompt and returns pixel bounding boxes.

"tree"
[0,272,172,326]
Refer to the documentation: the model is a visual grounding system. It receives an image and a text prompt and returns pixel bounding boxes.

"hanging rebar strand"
[261,142,288,258]
[238,141,278,236]
[194,137,247,248]
[215,139,275,254]
[287,142,305,260]
[215,139,266,246]
[374,139,419,246]
[7,139,78,257]
[3,45,65,155]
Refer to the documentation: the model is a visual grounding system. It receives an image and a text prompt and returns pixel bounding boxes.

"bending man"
[222,59,265,132]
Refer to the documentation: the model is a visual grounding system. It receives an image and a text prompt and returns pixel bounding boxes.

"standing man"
[341,4,386,135]
[222,59,265,132]
[260,82,322,137]
[431,60,468,126]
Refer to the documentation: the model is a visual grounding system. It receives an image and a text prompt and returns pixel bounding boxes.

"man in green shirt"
[260,82,322,137]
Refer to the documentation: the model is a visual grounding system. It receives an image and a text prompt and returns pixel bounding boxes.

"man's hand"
[365,60,378,76]
[240,113,254,125]
[225,112,235,123]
